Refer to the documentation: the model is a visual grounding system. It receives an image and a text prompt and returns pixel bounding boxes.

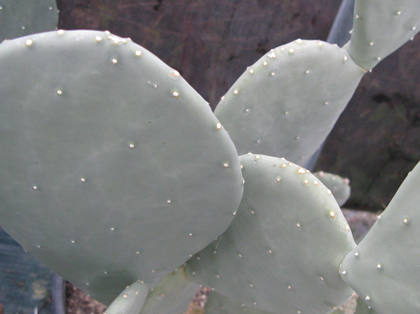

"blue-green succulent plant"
[1,1,420,313]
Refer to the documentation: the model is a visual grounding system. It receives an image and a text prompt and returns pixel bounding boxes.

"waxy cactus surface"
[0,0,58,42]
[340,162,420,313]
[186,154,356,314]
[347,0,420,70]
[205,291,273,314]
[214,40,365,166]
[105,281,149,314]
[1,0,420,313]
[0,30,243,305]
[313,171,351,207]
[140,267,199,314]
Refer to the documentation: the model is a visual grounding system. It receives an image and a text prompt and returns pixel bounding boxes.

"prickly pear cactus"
[214,40,365,166]
[0,30,243,305]
[1,0,420,313]
[186,154,356,314]
[339,162,420,313]
[313,171,351,207]
[347,0,420,70]
[0,0,58,42]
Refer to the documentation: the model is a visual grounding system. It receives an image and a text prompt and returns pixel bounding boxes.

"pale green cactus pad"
[0,30,243,305]
[313,171,351,207]
[140,267,199,314]
[214,40,365,165]
[339,162,420,313]
[186,154,356,314]
[105,281,148,314]
[0,0,58,42]
[347,0,420,70]
[205,291,274,314]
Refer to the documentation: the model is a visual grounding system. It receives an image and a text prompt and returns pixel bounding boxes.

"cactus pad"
[347,0,420,70]
[186,154,356,313]
[313,171,351,207]
[0,30,243,305]
[340,162,420,313]
[0,0,58,42]
[140,267,199,314]
[214,40,365,165]
[105,281,148,314]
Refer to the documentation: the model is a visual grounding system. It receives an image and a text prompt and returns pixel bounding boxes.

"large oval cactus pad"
[186,154,356,314]
[0,30,243,304]
[347,0,420,70]
[340,162,420,313]
[214,40,365,165]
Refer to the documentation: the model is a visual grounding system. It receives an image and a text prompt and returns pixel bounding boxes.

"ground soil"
[66,283,107,314]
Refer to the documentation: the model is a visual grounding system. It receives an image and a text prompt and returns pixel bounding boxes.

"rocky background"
[55,0,420,211]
